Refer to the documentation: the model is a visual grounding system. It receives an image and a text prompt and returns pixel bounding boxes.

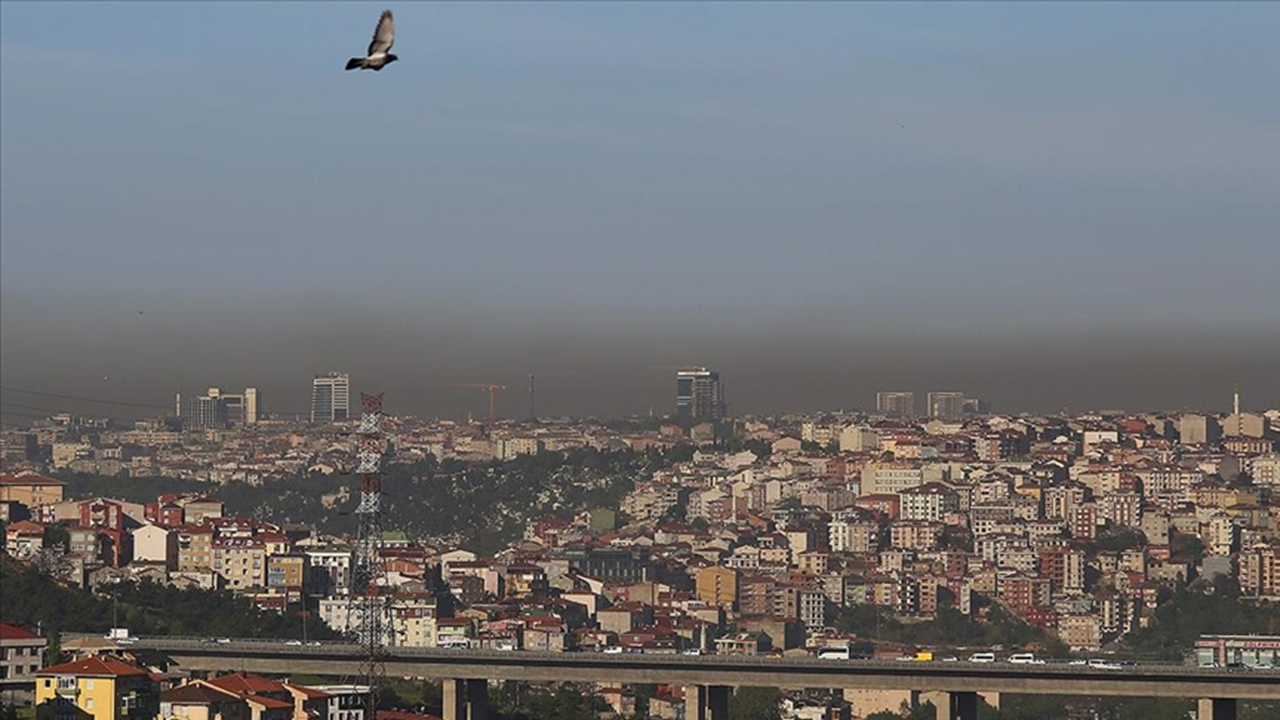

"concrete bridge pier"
[441,679,489,720]
[689,684,731,720]
[944,691,977,720]
[1198,698,1238,720]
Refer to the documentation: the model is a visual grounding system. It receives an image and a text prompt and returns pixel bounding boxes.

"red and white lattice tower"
[346,392,392,715]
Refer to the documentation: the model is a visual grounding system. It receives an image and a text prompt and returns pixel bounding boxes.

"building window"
[85,679,95,690]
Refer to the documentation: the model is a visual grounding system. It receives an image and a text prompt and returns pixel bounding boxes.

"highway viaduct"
[131,637,1280,720]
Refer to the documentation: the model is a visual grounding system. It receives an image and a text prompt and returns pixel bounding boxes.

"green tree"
[43,523,70,551]
[1123,576,1280,660]
[1170,531,1206,562]
[43,628,62,667]
[1227,472,1255,489]
[728,687,782,720]
[1091,527,1147,554]
[905,702,938,720]
[632,683,656,717]
[0,557,343,639]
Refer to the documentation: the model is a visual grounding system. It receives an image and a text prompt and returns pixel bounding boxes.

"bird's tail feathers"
[345,57,365,71]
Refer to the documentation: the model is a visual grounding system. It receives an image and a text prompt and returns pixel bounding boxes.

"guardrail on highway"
[121,635,1279,678]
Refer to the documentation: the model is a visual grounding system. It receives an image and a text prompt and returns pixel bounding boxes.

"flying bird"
[346,10,398,72]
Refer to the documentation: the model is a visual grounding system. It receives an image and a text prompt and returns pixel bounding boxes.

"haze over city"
[2,2,1278,420]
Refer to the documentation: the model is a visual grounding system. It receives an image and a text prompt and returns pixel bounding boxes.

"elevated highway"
[131,636,1280,720]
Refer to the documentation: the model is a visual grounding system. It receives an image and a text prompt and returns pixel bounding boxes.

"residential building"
[926,392,965,420]
[875,392,914,419]
[695,566,738,608]
[839,425,881,453]
[899,482,960,523]
[0,472,65,506]
[131,524,177,569]
[177,525,215,572]
[5,520,46,559]
[1,622,47,699]
[1240,543,1280,600]
[158,683,249,720]
[1178,414,1220,446]
[34,657,159,720]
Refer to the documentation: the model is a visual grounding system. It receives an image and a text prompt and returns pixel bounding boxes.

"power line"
[0,401,83,414]
[0,384,312,419]
[0,385,172,410]
[0,400,153,418]
[0,406,158,430]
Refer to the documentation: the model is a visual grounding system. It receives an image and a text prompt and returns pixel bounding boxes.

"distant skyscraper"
[927,392,966,420]
[962,396,991,415]
[242,387,259,424]
[876,392,915,418]
[312,372,351,423]
[179,388,229,430]
[676,368,725,421]
[178,387,261,429]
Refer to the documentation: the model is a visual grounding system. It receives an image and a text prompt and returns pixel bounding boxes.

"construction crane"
[424,383,507,423]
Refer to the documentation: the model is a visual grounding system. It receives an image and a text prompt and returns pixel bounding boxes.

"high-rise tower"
[927,392,966,420]
[876,392,915,419]
[311,372,351,423]
[676,367,725,421]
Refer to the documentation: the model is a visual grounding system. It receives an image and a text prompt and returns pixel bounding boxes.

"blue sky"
[1,2,1278,416]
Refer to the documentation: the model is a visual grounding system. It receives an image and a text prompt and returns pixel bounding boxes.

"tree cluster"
[0,556,340,640]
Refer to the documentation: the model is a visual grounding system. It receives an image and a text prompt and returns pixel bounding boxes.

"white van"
[1007,653,1045,664]
[968,652,996,663]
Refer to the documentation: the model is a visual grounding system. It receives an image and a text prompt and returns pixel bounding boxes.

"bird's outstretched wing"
[367,10,395,56]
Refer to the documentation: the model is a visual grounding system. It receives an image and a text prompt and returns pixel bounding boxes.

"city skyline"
[2,362,1276,428]
[1,1,1278,418]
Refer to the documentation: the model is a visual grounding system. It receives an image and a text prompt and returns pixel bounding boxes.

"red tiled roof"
[245,695,294,710]
[205,672,285,695]
[38,657,150,677]
[4,520,45,535]
[283,684,331,699]
[0,622,40,640]
[162,684,242,704]
[0,473,65,486]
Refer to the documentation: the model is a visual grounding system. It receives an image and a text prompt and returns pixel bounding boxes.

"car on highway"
[1087,659,1123,670]
[1007,653,1045,664]
[967,652,996,663]
[286,640,303,646]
